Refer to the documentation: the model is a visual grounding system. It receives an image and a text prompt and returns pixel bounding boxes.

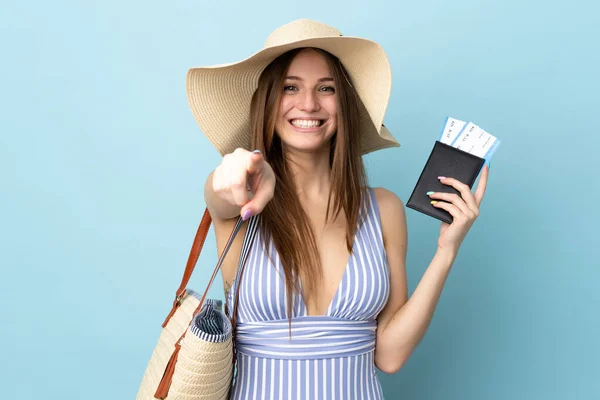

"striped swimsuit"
[227,187,390,399]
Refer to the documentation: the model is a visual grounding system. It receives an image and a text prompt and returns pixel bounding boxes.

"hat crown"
[264,19,342,48]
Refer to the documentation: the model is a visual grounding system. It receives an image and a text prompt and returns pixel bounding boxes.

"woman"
[188,19,489,399]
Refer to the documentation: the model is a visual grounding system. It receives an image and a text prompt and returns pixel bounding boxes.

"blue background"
[1,0,598,399]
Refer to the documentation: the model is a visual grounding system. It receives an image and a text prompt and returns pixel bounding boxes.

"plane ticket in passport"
[438,117,500,167]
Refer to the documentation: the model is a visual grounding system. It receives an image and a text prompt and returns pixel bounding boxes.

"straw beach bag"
[136,209,259,399]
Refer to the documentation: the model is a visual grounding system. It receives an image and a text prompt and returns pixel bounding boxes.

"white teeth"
[291,119,322,128]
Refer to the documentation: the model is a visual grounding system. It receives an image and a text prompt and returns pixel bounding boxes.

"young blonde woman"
[186,19,489,399]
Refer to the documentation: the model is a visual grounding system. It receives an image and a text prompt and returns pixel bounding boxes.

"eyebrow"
[285,76,335,82]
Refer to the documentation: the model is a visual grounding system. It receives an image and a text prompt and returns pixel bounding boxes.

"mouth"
[289,119,325,129]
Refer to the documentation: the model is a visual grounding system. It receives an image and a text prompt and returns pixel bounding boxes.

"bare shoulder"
[372,187,405,212]
[371,187,407,240]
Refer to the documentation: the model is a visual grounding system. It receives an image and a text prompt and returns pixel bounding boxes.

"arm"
[204,170,243,222]
[373,187,454,372]
[373,187,449,374]
[203,148,276,291]
[204,148,275,223]
[373,165,489,373]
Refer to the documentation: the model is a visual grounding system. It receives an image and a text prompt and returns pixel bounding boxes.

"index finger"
[474,164,490,206]
[246,150,264,174]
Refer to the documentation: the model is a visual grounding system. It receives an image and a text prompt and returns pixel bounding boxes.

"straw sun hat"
[186,19,400,156]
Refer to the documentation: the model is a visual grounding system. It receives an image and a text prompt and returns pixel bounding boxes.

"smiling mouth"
[289,119,325,129]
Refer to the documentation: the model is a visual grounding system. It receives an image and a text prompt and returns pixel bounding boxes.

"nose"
[297,90,321,112]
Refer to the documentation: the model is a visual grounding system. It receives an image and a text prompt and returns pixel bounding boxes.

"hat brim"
[186,36,400,156]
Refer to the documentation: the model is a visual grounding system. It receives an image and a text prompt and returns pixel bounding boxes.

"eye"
[284,85,298,92]
[319,86,336,93]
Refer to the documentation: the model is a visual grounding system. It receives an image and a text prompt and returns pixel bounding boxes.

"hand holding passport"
[406,117,500,224]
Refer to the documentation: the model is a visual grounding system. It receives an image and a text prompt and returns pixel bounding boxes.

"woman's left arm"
[373,165,490,374]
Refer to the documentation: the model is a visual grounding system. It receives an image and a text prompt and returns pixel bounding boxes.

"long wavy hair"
[249,47,368,320]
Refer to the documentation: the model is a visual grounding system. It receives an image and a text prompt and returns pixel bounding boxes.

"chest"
[305,212,352,314]
[230,212,390,321]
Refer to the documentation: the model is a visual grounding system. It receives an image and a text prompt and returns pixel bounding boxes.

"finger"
[241,179,274,219]
[438,176,478,212]
[212,154,231,192]
[229,172,250,207]
[212,167,224,192]
[473,164,489,206]
[247,150,264,175]
[428,192,474,217]
[430,200,465,222]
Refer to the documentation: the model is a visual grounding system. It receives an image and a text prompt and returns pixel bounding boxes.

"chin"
[280,134,333,154]
[276,126,336,154]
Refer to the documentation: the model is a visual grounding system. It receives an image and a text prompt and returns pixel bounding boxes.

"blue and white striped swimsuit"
[227,187,390,399]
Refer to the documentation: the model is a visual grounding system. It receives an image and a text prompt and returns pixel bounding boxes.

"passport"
[406,117,500,224]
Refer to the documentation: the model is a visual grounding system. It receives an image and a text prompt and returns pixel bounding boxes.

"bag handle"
[230,214,260,337]
[154,209,259,399]
[161,208,211,327]
[161,208,253,328]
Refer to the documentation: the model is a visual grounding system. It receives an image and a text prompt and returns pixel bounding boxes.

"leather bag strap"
[161,208,211,327]
[161,208,257,328]
[154,209,259,399]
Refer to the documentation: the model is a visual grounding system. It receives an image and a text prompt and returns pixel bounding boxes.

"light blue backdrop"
[1,0,598,399]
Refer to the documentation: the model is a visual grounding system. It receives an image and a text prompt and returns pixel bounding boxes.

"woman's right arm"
[203,149,276,294]
[204,148,276,223]
[204,170,243,221]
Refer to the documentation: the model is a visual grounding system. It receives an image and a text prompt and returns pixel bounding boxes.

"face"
[274,49,338,153]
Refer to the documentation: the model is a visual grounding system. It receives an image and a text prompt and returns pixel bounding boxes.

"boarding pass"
[438,117,500,167]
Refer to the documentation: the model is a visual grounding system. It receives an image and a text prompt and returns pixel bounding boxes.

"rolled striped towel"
[168,299,234,400]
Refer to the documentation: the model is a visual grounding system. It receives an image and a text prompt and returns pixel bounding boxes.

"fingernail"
[431,201,438,204]
[242,210,253,221]
[252,149,262,154]
[426,191,435,196]
[438,176,446,180]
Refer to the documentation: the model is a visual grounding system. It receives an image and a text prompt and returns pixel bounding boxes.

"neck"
[285,146,332,202]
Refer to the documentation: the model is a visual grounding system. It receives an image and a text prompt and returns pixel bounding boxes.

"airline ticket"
[438,117,500,166]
